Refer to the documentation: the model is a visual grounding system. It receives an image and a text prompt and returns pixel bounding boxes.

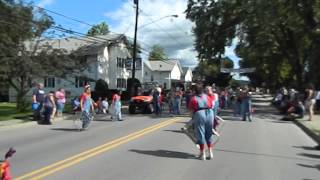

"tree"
[92,79,109,101]
[186,0,320,90]
[193,57,234,87]
[87,22,109,36]
[148,44,168,61]
[0,1,89,111]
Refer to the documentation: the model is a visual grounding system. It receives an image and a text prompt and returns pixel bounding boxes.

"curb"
[294,119,320,144]
[0,115,71,131]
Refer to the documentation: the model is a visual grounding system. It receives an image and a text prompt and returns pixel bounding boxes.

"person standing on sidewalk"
[188,84,214,160]
[32,83,45,122]
[55,88,66,117]
[80,85,94,129]
[43,91,55,125]
[305,84,316,121]
[315,88,320,112]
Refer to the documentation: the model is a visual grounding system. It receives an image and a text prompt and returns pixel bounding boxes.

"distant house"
[182,67,193,83]
[9,34,142,102]
[143,60,184,90]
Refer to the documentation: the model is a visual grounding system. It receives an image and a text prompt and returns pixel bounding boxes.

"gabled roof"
[148,60,184,72]
[149,60,175,71]
[25,34,127,55]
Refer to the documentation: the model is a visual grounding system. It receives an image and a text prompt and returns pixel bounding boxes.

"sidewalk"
[294,114,320,145]
[0,114,72,130]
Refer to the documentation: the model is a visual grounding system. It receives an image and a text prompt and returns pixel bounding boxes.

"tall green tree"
[193,57,234,87]
[0,0,88,111]
[148,44,168,61]
[87,22,109,36]
[186,0,320,90]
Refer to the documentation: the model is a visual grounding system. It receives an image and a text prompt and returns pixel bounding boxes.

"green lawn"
[0,103,32,121]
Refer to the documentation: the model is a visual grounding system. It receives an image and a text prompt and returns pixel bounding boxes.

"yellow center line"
[15,117,181,180]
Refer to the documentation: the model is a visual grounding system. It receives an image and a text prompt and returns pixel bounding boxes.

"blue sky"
[31,0,245,79]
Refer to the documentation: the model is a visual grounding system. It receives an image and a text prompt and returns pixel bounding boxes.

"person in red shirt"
[1,148,16,180]
[188,84,214,160]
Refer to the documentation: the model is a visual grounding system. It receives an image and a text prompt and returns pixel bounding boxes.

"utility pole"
[131,0,139,96]
[132,0,139,81]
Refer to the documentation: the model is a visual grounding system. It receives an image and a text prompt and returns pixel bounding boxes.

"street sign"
[220,67,256,73]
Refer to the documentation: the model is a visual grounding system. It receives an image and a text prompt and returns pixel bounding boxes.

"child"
[101,97,109,114]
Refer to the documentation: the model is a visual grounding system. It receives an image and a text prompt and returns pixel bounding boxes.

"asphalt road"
[1,94,320,180]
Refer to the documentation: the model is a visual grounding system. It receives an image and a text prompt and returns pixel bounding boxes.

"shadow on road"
[298,153,320,159]
[293,146,320,151]
[50,128,80,132]
[214,148,320,162]
[163,129,185,134]
[297,163,320,171]
[129,149,195,159]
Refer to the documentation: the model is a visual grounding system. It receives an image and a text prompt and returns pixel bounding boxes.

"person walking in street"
[188,84,214,160]
[80,85,94,129]
[0,148,16,180]
[43,91,56,125]
[173,87,183,115]
[32,83,45,122]
[305,84,316,121]
[152,86,161,115]
[111,90,123,121]
[55,88,66,117]
[240,88,252,122]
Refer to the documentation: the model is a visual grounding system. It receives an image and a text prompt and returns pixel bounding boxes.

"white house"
[182,67,193,82]
[9,34,142,102]
[143,60,184,90]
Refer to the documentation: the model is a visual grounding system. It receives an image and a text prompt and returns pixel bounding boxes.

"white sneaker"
[208,150,213,160]
[198,152,206,160]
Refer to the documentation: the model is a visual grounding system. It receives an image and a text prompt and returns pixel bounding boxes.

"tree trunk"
[9,77,31,112]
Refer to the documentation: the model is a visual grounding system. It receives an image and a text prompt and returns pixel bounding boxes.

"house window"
[44,77,55,88]
[116,57,125,68]
[75,77,89,88]
[116,78,127,89]
[151,75,154,81]
[164,83,167,89]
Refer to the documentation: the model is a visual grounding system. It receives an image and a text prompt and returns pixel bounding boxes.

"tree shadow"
[297,163,320,171]
[51,128,81,132]
[129,149,196,159]
[292,146,319,151]
[298,153,320,159]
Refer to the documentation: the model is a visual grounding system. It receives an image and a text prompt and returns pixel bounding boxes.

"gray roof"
[25,34,126,55]
[148,60,177,71]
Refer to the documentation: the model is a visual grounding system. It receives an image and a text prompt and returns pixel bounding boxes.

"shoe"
[195,144,200,149]
[198,152,206,160]
[208,149,213,159]
[212,129,220,137]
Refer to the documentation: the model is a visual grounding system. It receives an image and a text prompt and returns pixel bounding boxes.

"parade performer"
[189,84,214,160]
[80,85,94,130]
[111,90,123,121]
[0,148,16,180]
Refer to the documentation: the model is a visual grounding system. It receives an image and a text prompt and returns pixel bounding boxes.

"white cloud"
[37,0,54,7]
[105,0,197,67]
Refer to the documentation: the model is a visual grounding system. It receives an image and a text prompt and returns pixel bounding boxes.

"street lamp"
[138,15,179,30]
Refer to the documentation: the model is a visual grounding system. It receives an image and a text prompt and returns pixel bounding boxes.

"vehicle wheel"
[144,104,153,114]
[129,105,136,114]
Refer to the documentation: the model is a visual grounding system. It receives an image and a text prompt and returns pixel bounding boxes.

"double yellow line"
[16,117,181,180]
